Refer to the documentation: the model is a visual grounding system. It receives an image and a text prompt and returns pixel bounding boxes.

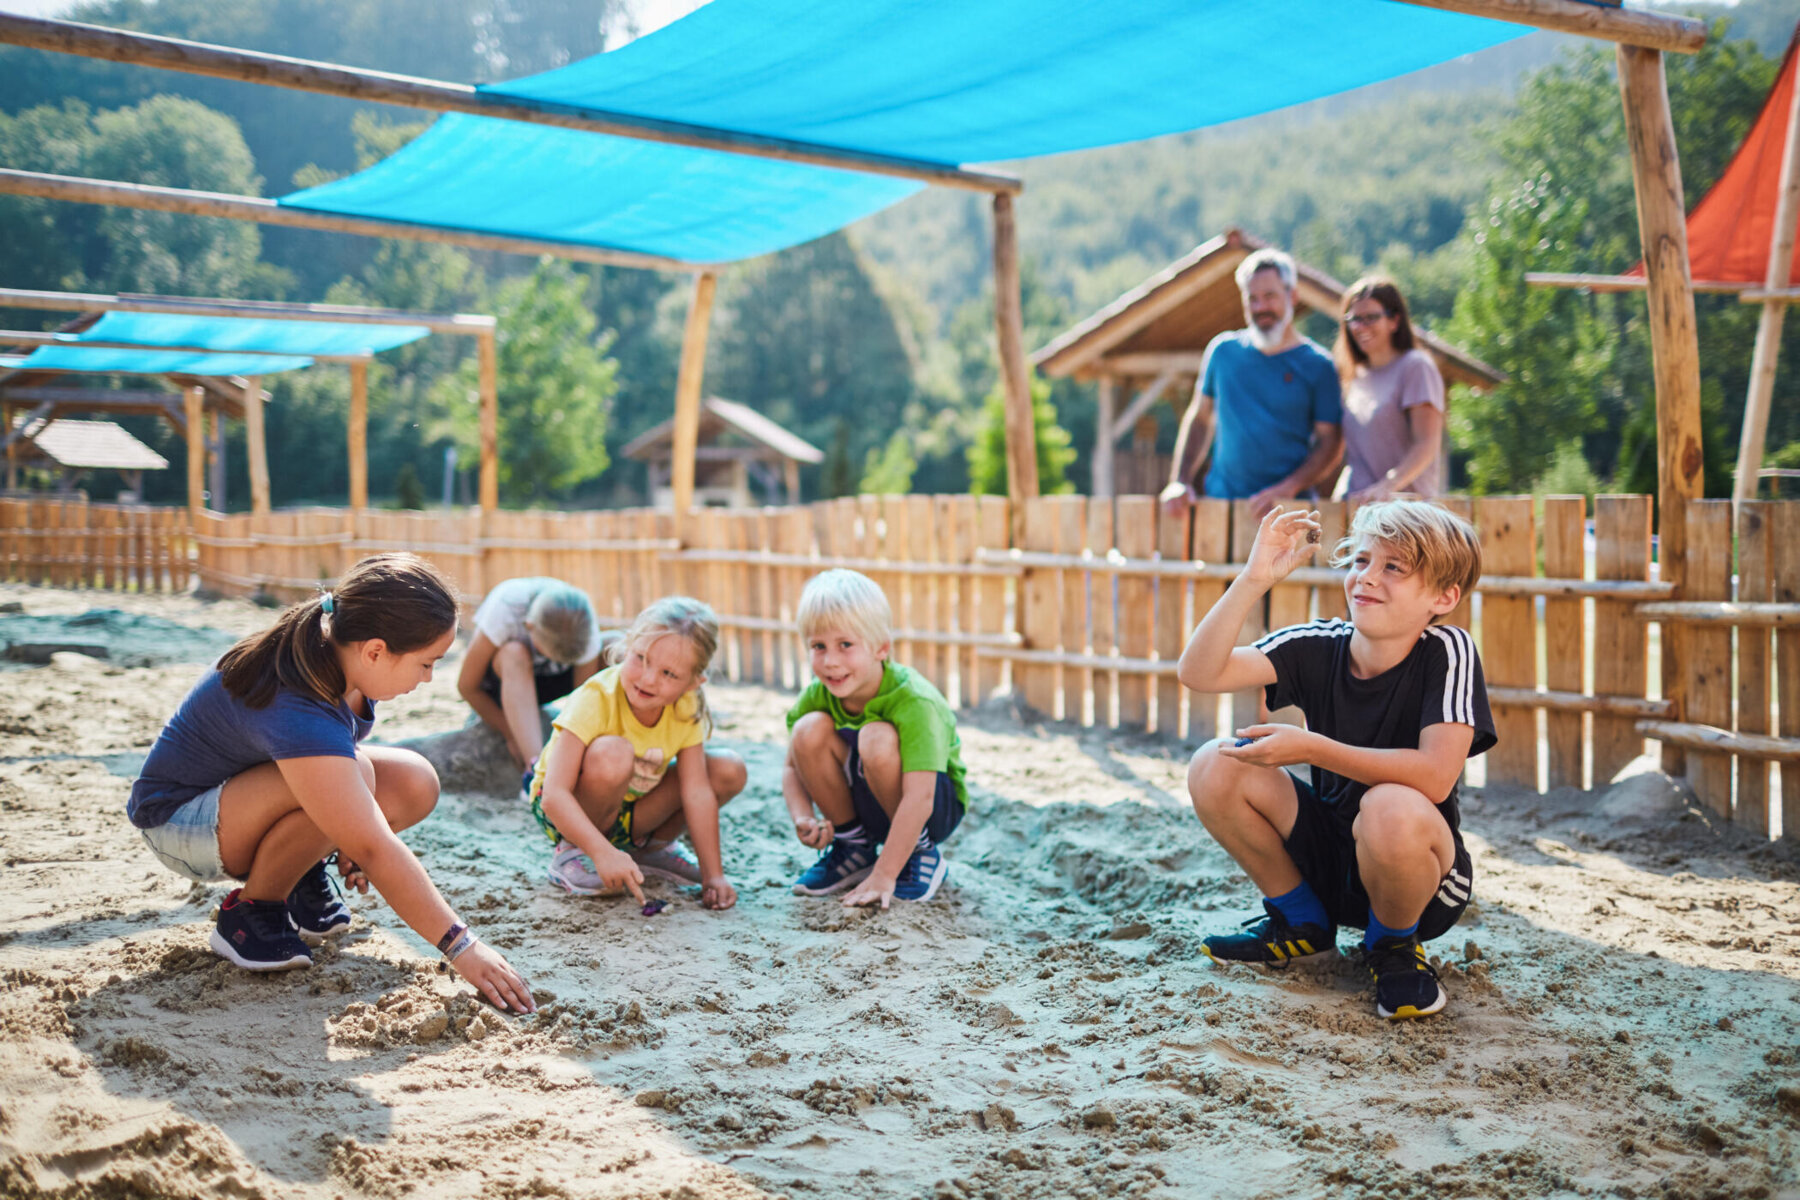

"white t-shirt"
[472,577,602,674]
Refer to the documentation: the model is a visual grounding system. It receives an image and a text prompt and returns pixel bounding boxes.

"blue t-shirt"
[1199,331,1343,500]
[127,669,375,829]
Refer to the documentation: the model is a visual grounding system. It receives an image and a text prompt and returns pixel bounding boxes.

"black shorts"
[1281,774,1472,942]
[479,663,576,707]
[838,727,964,847]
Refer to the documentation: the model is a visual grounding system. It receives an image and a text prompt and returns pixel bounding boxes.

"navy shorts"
[480,663,576,707]
[1280,773,1472,942]
[838,727,963,846]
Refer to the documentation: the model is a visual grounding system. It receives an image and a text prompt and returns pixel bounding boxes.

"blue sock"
[1266,882,1330,930]
[1365,911,1420,949]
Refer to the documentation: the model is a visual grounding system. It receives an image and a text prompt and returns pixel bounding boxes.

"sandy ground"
[0,582,1797,1200]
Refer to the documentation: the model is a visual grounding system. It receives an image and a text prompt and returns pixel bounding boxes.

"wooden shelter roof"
[1033,228,1505,392]
[13,416,168,470]
[623,397,824,464]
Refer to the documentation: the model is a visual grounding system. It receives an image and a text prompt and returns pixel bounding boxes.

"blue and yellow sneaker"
[1367,935,1446,1019]
[892,842,948,902]
[792,839,876,896]
[285,858,353,945]
[1200,900,1336,968]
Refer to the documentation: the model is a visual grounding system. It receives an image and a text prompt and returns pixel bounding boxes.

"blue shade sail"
[275,0,1527,265]
[17,347,313,376]
[74,312,430,356]
[484,0,1529,163]
[282,117,923,265]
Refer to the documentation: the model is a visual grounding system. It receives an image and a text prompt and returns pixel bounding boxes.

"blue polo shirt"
[1199,331,1342,500]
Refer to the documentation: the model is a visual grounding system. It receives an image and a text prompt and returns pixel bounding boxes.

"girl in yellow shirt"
[527,596,746,909]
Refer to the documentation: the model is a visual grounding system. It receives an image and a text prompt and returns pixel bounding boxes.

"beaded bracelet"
[436,920,468,955]
[444,930,478,962]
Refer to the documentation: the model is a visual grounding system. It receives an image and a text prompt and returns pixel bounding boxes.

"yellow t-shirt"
[528,664,706,846]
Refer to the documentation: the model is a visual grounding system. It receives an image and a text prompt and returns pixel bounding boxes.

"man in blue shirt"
[1161,248,1343,519]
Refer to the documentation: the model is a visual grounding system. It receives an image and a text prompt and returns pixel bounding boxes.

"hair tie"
[320,591,335,615]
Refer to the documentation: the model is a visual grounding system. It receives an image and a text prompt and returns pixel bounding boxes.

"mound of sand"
[0,583,1796,1200]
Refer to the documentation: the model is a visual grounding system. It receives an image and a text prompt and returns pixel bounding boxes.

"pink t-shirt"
[1342,349,1446,496]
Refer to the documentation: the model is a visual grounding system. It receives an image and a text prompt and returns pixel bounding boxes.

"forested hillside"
[0,0,1792,506]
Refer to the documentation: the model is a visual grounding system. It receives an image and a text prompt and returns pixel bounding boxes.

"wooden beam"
[1734,64,1800,507]
[0,14,1021,196]
[242,374,270,514]
[1526,272,1747,293]
[671,271,719,531]
[1394,0,1704,53]
[1109,369,1181,442]
[184,384,204,517]
[207,406,225,508]
[1088,351,1206,379]
[992,192,1039,528]
[0,168,712,274]
[348,360,368,511]
[0,386,190,431]
[1618,43,1705,775]
[0,328,371,361]
[0,285,491,333]
[1092,377,1116,499]
[1739,287,1800,303]
[476,330,498,515]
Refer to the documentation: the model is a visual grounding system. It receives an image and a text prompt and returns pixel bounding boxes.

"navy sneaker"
[1201,900,1336,968]
[792,839,876,896]
[286,858,353,945]
[211,889,313,971]
[1367,935,1447,1020]
[892,842,948,902]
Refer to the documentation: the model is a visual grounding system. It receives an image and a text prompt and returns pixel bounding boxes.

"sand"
[0,581,1796,1200]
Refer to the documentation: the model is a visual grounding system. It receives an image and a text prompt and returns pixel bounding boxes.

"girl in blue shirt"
[130,552,532,1012]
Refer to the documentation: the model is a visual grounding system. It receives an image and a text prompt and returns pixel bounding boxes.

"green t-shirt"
[786,661,968,811]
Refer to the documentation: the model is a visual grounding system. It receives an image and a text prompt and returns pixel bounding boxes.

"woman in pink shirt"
[1333,277,1446,501]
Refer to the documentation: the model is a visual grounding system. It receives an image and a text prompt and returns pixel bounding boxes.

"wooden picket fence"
[2,492,1796,840]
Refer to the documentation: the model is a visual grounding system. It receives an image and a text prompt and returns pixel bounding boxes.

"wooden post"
[348,360,369,511]
[206,407,225,507]
[671,271,718,536]
[184,385,204,518]
[476,330,498,515]
[241,375,269,514]
[1733,66,1800,507]
[1618,45,1705,775]
[1093,376,1116,499]
[992,193,1039,536]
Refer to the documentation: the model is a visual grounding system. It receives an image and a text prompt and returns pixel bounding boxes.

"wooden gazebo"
[623,396,823,508]
[5,415,167,497]
[1032,229,1505,497]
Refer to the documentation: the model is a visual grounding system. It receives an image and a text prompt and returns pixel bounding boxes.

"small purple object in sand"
[641,899,668,917]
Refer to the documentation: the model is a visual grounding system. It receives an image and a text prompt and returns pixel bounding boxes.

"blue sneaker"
[285,858,352,945]
[893,842,948,902]
[792,839,876,896]
[211,889,312,972]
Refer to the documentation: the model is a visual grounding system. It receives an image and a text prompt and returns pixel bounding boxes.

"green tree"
[821,419,857,499]
[860,431,917,494]
[431,259,617,504]
[1443,26,1777,494]
[968,375,1076,498]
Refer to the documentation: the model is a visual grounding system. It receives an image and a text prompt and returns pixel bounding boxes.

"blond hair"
[796,568,892,651]
[524,581,597,665]
[1331,500,1481,616]
[605,595,719,733]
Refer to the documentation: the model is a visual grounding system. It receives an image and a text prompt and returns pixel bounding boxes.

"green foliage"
[430,259,616,504]
[968,375,1076,498]
[392,462,427,510]
[1532,440,1605,503]
[859,432,917,495]
[821,420,857,499]
[1444,25,1777,494]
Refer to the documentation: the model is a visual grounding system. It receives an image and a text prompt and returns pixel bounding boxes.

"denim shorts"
[139,784,236,883]
[838,727,964,847]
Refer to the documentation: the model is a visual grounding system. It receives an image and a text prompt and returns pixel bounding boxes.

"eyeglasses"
[1345,311,1392,328]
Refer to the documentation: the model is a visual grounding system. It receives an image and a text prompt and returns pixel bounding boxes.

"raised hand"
[1242,505,1322,589]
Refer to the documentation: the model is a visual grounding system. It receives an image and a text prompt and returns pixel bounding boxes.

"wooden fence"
[2,493,1795,841]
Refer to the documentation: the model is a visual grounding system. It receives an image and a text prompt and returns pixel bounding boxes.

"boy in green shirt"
[784,569,968,906]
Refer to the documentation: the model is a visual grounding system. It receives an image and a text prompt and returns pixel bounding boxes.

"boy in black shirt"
[1177,500,1494,1019]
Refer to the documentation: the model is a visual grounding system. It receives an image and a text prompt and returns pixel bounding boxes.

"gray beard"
[1244,316,1291,352]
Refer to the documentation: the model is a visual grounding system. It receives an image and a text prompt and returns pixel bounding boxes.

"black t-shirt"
[1254,619,1496,835]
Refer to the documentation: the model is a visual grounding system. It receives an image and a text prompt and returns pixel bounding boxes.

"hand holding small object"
[1243,505,1323,588]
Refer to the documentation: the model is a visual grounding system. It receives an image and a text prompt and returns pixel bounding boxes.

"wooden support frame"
[0,327,372,363]
[671,272,719,531]
[476,331,498,516]
[1733,60,1800,506]
[242,374,269,515]
[992,193,1039,533]
[1618,43,1706,773]
[1092,377,1116,499]
[0,168,710,274]
[348,361,368,512]
[1393,0,1704,53]
[0,286,493,333]
[183,385,204,517]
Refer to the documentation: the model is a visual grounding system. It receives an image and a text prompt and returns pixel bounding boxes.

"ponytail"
[217,553,459,708]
